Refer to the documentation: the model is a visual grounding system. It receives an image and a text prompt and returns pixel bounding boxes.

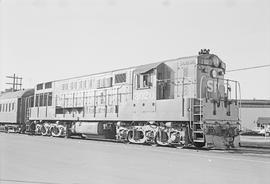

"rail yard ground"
[0,134,270,184]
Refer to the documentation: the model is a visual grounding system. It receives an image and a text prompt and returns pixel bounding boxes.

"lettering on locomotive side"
[207,80,215,93]
[206,80,226,98]
[207,80,219,93]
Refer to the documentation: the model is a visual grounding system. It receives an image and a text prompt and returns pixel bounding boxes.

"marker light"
[212,57,220,67]
[211,69,217,78]
[221,62,226,70]
[218,71,224,76]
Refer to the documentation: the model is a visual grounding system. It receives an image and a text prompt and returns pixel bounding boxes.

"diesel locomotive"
[0,50,241,148]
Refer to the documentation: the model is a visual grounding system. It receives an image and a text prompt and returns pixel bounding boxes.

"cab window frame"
[136,73,152,89]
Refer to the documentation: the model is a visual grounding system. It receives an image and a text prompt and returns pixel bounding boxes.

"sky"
[0,0,269,99]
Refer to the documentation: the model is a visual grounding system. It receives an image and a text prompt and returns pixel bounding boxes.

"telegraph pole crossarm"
[6,74,23,92]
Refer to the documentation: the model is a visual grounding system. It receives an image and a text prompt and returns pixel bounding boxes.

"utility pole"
[6,74,23,92]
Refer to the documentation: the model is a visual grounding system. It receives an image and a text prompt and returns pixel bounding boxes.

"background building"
[240,100,270,131]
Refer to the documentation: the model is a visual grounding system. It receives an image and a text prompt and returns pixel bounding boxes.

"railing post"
[199,76,206,123]
[94,90,96,118]
[235,81,237,101]
[105,89,107,118]
[82,92,85,118]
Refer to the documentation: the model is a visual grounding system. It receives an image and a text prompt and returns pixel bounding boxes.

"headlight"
[210,69,217,78]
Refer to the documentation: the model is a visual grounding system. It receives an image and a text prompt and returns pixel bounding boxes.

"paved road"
[0,133,270,184]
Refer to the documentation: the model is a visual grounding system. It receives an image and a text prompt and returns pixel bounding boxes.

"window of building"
[115,73,126,84]
[0,104,2,112]
[12,103,15,111]
[45,82,52,89]
[37,83,43,90]
[8,103,11,112]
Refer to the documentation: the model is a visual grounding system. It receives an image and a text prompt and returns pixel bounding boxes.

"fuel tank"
[71,122,104,135]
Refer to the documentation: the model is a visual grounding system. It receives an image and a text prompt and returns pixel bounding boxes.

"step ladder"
[192,98,205,143]
[26,108,30,119]
[193,121,205,142]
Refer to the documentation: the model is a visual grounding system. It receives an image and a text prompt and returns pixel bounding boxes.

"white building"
[240,100,270,131]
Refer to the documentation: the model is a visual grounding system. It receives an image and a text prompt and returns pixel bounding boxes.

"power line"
[227,64,270,72]
[6,74,23,92]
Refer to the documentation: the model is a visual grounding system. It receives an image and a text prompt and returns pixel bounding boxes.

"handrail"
[199,75,207,123]
[237,81,242,122]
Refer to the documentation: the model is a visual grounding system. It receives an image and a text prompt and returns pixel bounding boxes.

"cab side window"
[137,74,152,89]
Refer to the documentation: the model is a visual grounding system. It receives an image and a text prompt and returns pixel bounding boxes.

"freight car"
[0,89,34,132]
[25,49,241,148]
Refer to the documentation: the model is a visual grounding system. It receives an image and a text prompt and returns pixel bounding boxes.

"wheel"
[51,126,60,137]
[40,126,47,136]
[127,131,133,142]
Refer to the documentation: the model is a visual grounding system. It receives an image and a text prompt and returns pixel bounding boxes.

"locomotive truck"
[0,50,241,148]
